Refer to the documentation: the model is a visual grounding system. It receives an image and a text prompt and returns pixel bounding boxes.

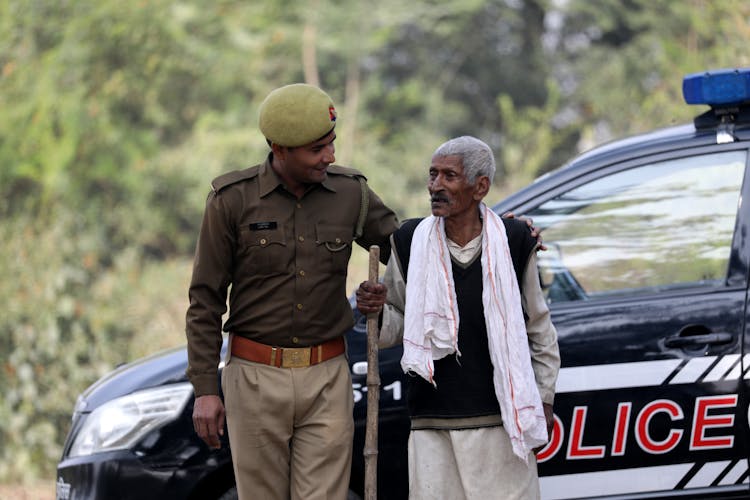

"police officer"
[185,83,399,500]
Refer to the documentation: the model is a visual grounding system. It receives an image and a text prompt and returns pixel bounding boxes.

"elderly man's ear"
[473,176,491,200]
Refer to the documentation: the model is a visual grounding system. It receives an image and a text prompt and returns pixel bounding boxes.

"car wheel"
[216,486,238,500]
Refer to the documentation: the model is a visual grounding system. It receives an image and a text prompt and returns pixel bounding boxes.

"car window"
[528,151,746,303]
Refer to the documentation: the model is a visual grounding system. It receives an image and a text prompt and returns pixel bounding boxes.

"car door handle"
[664,332,733,348]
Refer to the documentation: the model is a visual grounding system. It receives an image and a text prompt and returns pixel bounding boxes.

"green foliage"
[0,210,197,480]
[496,82,580,192]
[1,0,749,481]
[555,0,750,144]
[0,211,128,480]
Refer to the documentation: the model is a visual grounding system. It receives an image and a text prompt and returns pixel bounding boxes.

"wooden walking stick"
[364,245,380,500]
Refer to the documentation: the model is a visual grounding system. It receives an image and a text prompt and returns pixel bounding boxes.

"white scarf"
[401,203,547,462]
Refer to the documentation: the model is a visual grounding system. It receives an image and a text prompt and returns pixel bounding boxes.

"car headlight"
[68,383,193,458]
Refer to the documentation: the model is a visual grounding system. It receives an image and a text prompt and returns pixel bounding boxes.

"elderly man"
[185,83,399,500]
[356,136,560,499]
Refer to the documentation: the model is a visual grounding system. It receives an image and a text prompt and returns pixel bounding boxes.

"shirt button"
[296,303,303,310]
[335,238,341,243]
[298,235,305,242]
[299,270,305,277]
[260,238,267,245]
[292,337,299,344]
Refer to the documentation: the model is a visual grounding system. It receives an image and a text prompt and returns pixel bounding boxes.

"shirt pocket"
[315,223,353,275]
[239,224,289,276]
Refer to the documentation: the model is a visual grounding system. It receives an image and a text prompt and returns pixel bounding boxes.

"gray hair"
[433,136,496,184]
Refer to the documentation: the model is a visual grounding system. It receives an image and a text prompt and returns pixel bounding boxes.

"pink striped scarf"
[401,203,547,462]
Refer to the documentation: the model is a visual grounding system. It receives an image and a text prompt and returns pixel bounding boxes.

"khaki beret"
[258,83,337,147]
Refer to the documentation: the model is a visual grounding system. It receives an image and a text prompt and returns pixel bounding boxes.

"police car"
[57,68,750,499]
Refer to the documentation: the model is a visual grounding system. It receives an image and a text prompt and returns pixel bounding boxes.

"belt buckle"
[281,347,311,368]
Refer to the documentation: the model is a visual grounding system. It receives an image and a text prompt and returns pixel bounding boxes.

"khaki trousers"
[222,354,354,500]
[408,426,540,500]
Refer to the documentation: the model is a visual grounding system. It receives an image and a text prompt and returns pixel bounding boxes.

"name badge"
[249,222,277,231]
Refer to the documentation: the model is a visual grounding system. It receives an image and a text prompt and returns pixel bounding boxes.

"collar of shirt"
[258,153,337,198]
[447,232,482,264]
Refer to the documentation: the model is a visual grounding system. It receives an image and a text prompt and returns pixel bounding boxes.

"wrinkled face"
[276,131,336,186]
[428,155,483,219]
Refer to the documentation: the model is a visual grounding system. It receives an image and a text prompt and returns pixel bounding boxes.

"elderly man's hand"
[502,211,546,251]
[356,280,387,315]
[534,403,555,456]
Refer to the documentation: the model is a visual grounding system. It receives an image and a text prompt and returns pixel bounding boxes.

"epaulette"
[326,164,370,240]
[210,165,260,193]
[326,164,367,180]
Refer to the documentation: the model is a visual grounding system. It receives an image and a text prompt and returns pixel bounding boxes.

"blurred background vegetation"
[1,0,749,484]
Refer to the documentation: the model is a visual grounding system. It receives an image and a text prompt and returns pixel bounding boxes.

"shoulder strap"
[326,164,366,177]
[211,165,260,193]
[354,176,369,240]
[326,165,370,240]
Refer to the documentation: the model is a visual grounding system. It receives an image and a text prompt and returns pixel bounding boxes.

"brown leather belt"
[230,335,346,368]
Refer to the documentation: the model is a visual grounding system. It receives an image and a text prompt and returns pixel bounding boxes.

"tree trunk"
[302,0,320,87]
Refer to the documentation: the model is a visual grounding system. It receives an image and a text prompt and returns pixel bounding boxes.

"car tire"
[216,486,238,500]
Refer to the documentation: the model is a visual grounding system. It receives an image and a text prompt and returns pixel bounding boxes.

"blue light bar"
[683,68,750,106]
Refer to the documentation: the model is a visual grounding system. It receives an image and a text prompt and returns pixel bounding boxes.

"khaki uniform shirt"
[186,155,399,396]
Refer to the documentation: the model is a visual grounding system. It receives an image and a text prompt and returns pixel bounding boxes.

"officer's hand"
[356,280,387,315]
[502,211,547,251]
[193,395,225,449]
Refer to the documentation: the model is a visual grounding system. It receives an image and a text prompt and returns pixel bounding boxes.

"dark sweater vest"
[392,217,536,419]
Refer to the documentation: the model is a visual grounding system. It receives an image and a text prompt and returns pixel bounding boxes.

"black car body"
[58,69,750,499]
[55,304,408,500]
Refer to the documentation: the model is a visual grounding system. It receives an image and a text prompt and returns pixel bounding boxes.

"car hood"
[76,341,226,412]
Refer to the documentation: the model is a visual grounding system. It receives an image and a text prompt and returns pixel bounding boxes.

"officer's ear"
[270,141,290,161]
